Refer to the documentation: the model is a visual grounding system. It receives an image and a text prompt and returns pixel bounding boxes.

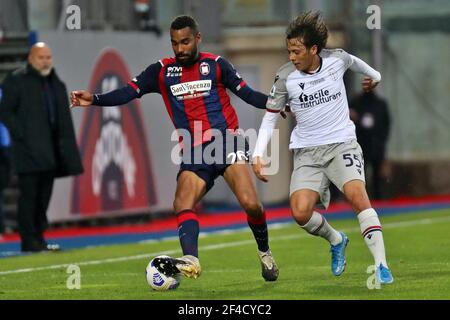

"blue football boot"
[330,232,349,276]
[376,264,394,284]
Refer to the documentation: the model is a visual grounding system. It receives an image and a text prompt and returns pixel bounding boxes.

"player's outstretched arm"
[252,111,279,182]
[70,85,139,108]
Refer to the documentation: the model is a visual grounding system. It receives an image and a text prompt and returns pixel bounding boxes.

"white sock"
[301,211,342,246]
[357,208,388,268]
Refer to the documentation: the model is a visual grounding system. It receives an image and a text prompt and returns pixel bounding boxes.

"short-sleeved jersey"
[267,48,356,149]
[128,52,246,146]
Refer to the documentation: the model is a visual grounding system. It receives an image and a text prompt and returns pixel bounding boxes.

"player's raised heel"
[376,264,394,284]
[258,249,279,281]
[330,232,349,276]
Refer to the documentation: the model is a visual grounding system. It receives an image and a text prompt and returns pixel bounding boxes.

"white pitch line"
[1,215,450,276]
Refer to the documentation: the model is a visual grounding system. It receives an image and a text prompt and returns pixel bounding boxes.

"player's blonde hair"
[286,11,328,53]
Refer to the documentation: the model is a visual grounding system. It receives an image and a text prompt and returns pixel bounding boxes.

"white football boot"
[258,249,279,281]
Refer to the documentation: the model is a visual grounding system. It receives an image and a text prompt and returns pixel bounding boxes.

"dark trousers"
[0,192,4,234]
[17,171,55,247]
[367,157,384,200]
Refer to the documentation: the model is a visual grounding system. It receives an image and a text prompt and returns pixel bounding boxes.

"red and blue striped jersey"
[128,52,252,146]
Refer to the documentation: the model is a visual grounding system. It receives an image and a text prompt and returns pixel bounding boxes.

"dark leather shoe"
[21,241,44,252]
[43,243,61,251]
[40,241,61,252]
[22,240,61,252]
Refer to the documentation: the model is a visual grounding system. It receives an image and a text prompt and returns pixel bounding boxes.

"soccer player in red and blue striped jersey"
[71,15,279,282]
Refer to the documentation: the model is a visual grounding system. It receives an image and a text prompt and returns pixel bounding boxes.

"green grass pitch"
[0,208,449,300]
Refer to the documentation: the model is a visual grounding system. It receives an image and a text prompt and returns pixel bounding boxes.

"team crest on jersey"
[328,68,338,81]
[199,62,210,76]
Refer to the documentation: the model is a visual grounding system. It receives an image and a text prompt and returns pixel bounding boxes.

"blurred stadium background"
[0,0,449,234]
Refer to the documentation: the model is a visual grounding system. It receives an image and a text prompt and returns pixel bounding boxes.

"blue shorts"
[177,131,250,192]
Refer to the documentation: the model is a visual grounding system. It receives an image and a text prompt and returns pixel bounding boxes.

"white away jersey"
[267,48,358,149]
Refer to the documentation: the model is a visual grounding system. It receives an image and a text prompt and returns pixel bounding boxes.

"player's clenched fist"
[70,90,93,108]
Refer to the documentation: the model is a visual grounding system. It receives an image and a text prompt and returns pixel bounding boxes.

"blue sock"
[177,210,199,258]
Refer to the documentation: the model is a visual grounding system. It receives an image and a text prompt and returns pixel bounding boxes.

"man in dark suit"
[0,42,83,252]
[0,120,12,239]
[350,90,391,200]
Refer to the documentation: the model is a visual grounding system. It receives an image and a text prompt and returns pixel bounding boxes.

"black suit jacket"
[349,91,391,161]
[0,64,83,177]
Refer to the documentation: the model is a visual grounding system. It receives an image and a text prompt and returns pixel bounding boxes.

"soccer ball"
[145,255,181,291]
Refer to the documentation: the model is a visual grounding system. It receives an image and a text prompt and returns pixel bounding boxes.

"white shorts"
[289,140,366,209]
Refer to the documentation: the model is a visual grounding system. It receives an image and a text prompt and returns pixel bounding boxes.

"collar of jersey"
[303,56,323,75]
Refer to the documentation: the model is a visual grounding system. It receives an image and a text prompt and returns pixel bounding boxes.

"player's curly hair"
[170,15,199,35]
[286,11,328,53]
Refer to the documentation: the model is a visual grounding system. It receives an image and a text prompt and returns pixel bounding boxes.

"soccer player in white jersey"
[252,11,393,284]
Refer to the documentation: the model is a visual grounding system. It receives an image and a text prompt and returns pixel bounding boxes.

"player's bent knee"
[290,192,316,225]
[290,206,313,225]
